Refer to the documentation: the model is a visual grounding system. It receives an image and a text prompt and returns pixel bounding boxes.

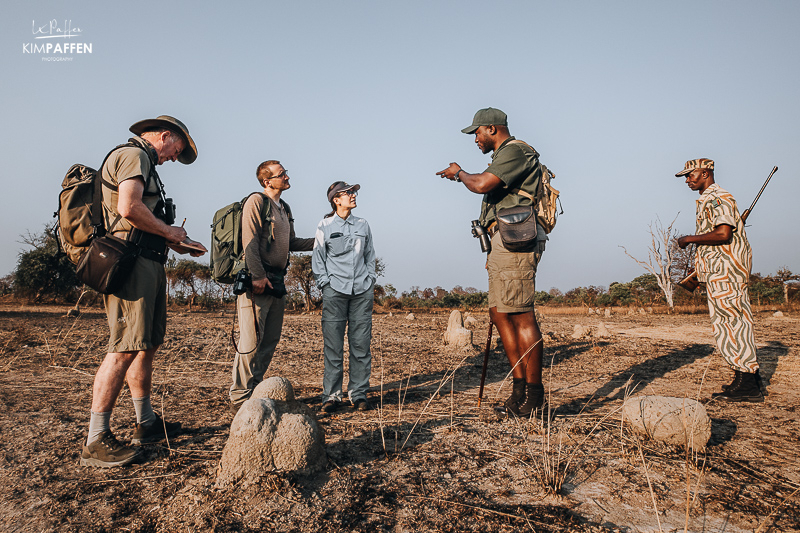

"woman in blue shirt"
[312,181,376,413]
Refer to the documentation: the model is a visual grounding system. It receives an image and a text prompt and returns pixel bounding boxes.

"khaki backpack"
[55,143,155,265]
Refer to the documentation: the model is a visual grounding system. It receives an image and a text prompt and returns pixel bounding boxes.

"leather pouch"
[494,205,538,252]
[75,235,139,294]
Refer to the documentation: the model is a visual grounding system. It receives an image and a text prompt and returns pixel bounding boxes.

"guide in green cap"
[436,107,549,419]
[461,107,508,134]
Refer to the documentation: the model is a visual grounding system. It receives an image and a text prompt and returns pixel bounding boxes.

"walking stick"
[477,320,493,407]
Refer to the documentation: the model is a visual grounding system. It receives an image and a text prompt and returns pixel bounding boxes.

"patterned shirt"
[312,214,376,295]
[694,183,751,284]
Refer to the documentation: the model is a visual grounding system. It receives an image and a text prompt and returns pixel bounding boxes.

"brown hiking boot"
[321,400,341,413]
[131,415,181,445]
[231,401,244,415]
[80,430,139,468]
[353,398,372,411]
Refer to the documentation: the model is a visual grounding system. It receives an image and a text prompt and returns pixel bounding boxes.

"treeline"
[537,272,799,308]
[4,229,799,309]
[381,286,488,310]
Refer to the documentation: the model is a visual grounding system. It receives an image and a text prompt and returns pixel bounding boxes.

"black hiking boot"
[131,415,182,445]
[712,370,764,403]
[80,430,140,468]
[493,378,526,416]
[719,369,742,392]
[514,383,546,417]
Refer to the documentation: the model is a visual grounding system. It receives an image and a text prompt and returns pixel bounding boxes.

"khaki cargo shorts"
[487,232,544,313]
[103,257,167,352]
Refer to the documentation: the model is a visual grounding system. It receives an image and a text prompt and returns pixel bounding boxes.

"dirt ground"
[0,302,798,532]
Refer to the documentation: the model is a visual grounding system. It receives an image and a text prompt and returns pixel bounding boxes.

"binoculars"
[155,198,177,225]
[232,269,252,295]
[471,220,491,253]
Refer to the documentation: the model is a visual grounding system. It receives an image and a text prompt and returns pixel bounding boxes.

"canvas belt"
[262,262,289,275]
[138,247,168,265]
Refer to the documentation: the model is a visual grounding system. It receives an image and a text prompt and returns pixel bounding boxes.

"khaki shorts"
[487,232,544,313]
[103,257,167,353]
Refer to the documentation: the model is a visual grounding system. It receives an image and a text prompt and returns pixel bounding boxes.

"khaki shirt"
[695,183,751,284]
[101,139,160,235]
[479,137,542,227]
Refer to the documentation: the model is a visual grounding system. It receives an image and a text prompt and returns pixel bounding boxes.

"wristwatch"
[454,169,463,182]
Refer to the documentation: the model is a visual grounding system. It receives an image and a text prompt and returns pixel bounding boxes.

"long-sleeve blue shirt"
[312,213,376,295]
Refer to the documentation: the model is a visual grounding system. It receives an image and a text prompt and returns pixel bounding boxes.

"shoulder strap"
[90,143,135,236]
[240,192,271,221]
[499,139,539,203]
[509,188,535,201]
[260,193,271,219]
[97,142,159,236]
[508,139,547,202]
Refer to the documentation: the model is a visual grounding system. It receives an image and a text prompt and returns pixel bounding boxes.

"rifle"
[678,166,778,292]
[477,320,493,407]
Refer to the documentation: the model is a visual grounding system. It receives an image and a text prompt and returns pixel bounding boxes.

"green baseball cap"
[461,107,508,134]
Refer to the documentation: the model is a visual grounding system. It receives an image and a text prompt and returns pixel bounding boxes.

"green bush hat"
[327,181,361,203]
[675,158,714,177]
[461,107,508,134]
[129,115,198,164]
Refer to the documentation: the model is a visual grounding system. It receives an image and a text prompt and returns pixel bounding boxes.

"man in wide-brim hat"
[129,115,197,164]
[81,115,206,468]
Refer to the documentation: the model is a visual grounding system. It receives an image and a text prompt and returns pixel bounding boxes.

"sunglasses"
[269,170,289,179]
[337,190,357,198]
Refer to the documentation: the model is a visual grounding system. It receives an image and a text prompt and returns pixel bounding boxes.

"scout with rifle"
[676,159,776,402]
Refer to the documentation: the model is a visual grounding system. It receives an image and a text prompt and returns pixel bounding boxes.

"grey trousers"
[230,290,285,404]
[321,284,373,403]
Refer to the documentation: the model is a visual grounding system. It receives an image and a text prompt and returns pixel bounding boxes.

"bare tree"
[620,215,679,311]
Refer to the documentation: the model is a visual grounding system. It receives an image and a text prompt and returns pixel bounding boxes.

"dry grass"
[2,304,799,532]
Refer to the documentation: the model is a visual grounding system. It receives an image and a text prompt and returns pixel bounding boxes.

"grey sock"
[132,396,156,425]
[87,411,111,445]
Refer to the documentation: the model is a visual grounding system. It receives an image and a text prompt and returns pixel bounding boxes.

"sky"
[2,1,798,295]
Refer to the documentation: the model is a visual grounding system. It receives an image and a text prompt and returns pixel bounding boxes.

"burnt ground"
[0,302,798,532]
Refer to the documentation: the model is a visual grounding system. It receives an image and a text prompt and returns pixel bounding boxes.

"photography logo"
[22,19,93,62]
